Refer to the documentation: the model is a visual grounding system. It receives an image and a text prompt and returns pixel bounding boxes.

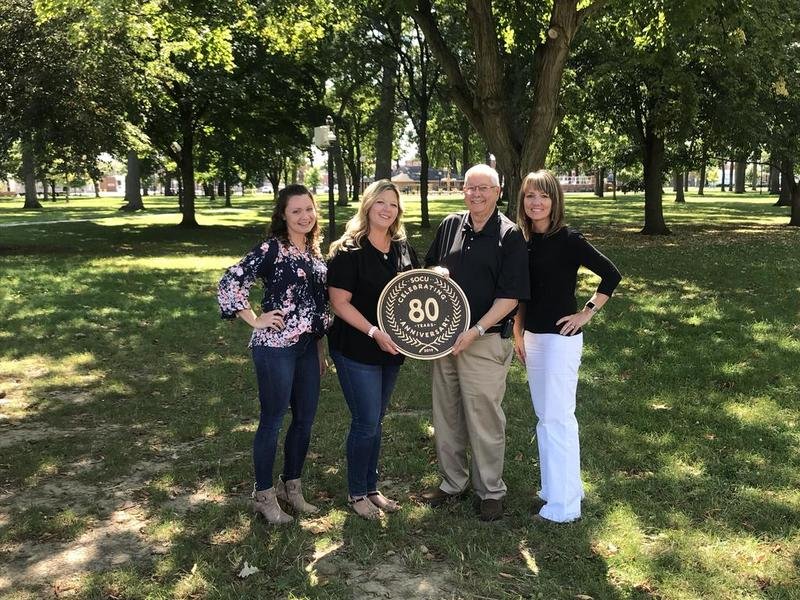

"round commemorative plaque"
[377,269,471,360]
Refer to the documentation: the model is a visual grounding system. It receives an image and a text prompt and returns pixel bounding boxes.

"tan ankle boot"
[276,477,319,514]
[252,486,293,524]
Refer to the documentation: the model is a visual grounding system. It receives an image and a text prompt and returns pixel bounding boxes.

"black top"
[425,209,529,328]
[327,238,421,365]
[524,227,621,334]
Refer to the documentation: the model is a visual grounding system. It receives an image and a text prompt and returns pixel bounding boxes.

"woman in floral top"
[218,184,331,525]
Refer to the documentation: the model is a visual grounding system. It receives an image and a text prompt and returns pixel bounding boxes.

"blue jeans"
[331,351,400,496]
[252,335,320,491]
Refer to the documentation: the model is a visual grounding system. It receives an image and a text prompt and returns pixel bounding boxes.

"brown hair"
[516,169,566,240]
[269,184,321,256]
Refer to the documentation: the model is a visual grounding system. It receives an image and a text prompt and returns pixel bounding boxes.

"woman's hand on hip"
[253,309,284,331]
[513,335,526,365]
[556,310,592,336]
[373,329,399,355]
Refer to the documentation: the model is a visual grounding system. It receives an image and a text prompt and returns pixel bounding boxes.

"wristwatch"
[585,301,598,314]
[474,323,486,336]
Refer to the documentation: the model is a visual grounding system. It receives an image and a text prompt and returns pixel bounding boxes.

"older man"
[422,164,529,521]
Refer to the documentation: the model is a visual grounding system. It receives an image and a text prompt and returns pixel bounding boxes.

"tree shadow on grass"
[1,215,798,597]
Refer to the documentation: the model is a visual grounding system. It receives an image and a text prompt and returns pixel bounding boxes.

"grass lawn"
[0,190,798,599]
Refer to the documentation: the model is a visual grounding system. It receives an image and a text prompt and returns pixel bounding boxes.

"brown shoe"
[479,498,504,522]
[252,486,293,525]
[420,486,465,508]
[276,477,319,514]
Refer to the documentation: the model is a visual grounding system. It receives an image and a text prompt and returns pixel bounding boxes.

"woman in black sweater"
[513,170,621,523]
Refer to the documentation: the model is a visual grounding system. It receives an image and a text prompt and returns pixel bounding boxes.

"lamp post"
[313,116,337,243]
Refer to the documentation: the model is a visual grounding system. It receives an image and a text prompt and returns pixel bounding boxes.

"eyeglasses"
[463,185,497,194]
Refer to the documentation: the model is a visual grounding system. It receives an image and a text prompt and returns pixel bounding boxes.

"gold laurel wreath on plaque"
[379,270,470,359]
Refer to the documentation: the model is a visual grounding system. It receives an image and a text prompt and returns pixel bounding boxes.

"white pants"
[524,331,584,522]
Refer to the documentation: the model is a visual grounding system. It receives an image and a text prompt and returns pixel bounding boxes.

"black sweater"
[524,227,621,334]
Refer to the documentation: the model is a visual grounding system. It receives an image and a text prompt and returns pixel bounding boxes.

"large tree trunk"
[790,181,800,226]
[594,168,605,197]
[734,160,746,193]
[612,166,617,200]
[720,159,726,191]
[41,179,49,201]
[776,160,792,206]
[178,118,198,227]
[460,116,472,176]
[641,131,670,234]
[697,162,706,196]
[698,155,706,196]
[224,179,232,207]
[21,139,42,209]
[419,106,430,228]
[267,171,281,202]
[728,159,734,193]
[164,173,175,196]
[768,161,780,194]
[351,160,361,204]
[413,0,595,218]
[120,150,144,211]
[674,170,685,203]
[374,23,399,180]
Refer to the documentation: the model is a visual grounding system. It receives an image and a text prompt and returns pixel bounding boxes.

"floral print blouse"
[218,237,331,348]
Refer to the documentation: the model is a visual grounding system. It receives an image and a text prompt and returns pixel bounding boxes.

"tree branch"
[576,0,610,28]
[411,0,484,134]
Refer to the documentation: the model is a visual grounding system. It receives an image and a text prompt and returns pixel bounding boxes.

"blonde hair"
[328,179,406,256]
[516,169,566,240]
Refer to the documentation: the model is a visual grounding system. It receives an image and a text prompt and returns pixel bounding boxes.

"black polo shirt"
[425,209,529,327]
[327,239,420,365]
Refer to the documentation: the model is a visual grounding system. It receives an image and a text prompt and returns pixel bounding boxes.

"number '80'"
[408,298,439,323]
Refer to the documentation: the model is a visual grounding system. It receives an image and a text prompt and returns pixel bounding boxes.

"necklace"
[368,234,391,259]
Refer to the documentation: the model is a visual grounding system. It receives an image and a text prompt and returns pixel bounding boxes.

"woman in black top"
[328,180,420,519]
[513,170,621,523]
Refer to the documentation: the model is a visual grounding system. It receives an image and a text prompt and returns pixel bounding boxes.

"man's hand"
[451,327,479,356]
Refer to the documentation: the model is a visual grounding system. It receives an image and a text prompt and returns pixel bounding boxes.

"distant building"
[390,166,460,192]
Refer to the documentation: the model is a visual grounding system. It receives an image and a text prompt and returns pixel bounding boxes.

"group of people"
[217,164,621,525]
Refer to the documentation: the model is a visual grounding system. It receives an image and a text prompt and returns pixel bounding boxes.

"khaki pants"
[431,334,513,500]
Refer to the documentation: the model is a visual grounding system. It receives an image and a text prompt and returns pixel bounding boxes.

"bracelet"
[367,325,378,338]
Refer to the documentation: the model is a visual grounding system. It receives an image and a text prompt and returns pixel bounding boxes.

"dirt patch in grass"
[311,543,456,599]
[0,436,227,596]
[0,423,116,450]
